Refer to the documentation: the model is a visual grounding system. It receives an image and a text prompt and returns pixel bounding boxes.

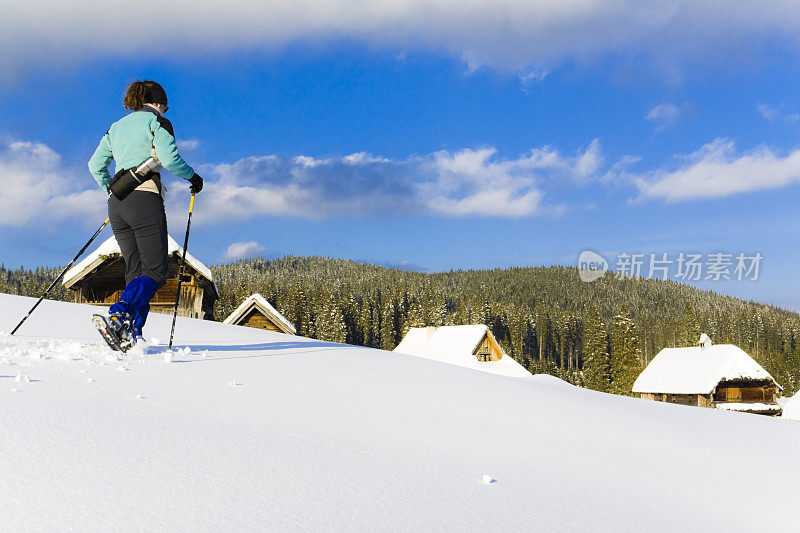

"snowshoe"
[92,313,135,353]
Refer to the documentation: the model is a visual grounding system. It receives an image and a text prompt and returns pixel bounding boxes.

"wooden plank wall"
[641,393,708,407]
[474,333,504,362]
[239,308,283,332]
[713,385,776,403]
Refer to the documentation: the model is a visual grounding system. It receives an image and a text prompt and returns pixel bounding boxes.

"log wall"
[474,333,504,362]
[239,309,284,332]
[639,392,711,407]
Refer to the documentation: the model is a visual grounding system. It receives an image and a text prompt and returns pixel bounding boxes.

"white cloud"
[225,241,266,260]
[758,103,800,125]
[758,104,779,122]
[179,141,601,223]
[646,103,682,130]
[0,141,106,227]
[630,138,800,202]
[518,69,548,92]
[575,139,603,178]
[3,2,800,78]
[178,139,201,151]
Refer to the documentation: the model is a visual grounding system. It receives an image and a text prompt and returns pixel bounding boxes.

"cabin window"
[476,340,492,362]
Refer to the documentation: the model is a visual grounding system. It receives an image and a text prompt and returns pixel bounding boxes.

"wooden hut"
[222,294,296,334]
[632,335,782,416]
[393,325,531,378]
[62,235,218,320]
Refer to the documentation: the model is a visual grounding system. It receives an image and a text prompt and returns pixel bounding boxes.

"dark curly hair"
[123,80,168,111]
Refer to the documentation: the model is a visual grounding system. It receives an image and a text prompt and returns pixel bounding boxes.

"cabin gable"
[222,294,296,334]
[239,307,286,333]
[473,332,504,362]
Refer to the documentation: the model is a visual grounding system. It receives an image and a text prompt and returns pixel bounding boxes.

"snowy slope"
[782,391,800,421]
[1,293,799,531]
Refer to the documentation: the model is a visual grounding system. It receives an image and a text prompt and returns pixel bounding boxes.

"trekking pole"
[169,194,195,349]
[11,218,110,335]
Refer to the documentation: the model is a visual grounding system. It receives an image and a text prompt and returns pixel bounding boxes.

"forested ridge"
[3,257,799,395]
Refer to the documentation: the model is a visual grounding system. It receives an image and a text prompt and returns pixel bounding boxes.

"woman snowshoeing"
[88,80,203,350]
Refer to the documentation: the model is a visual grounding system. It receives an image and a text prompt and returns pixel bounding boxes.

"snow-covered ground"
[1,293,798,531]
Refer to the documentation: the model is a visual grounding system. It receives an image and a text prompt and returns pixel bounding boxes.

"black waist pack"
[109,168,154,200]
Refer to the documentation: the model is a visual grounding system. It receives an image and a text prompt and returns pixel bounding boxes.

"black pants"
[108,191,169,287]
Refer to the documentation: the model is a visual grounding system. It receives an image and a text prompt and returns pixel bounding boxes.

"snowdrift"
[1,293,798,531]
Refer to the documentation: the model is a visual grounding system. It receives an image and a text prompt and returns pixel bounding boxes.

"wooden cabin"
[222,294,296,334]
[62,235,218,320]
[632,335,782,416]
[393,325,531,378]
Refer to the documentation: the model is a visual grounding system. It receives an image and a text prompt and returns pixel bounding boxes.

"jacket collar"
[138,104,163,117]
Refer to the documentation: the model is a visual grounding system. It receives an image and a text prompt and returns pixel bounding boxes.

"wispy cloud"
[646,103,683,130]
[225,241,266,260]
[627,138,800,202]
[178,139,201,151]
[3,2,800,79]
[757,103,800,125]
[0,141,106,227]
[518,69,548,92]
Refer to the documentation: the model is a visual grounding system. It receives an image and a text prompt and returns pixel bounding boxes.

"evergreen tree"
[402,298,425,333]
[381,299,397,351]
[679,301,701,347]
[582,307,610,392]
[317,302,346,343]
[609,306,641,395]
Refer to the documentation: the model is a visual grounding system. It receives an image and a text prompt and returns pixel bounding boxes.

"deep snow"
[1,293,799,531]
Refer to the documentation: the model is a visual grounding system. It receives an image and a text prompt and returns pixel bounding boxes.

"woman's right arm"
[88,132,113,191]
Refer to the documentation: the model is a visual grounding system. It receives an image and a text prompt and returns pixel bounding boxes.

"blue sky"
[1,2,800,310]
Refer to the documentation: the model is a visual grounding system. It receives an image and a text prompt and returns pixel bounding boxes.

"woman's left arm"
[152,117,195,180]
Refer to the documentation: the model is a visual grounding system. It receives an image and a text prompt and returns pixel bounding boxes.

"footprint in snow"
[482,475,497,484]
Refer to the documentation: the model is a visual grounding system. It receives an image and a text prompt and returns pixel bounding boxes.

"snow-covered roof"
[222,293,296,335]
[632,344,779,395]
[393,325,531,378]
[63,235,215,290]
[782,392,800,421]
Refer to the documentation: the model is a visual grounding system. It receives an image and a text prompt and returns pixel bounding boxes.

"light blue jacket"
[88,105,194,191]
